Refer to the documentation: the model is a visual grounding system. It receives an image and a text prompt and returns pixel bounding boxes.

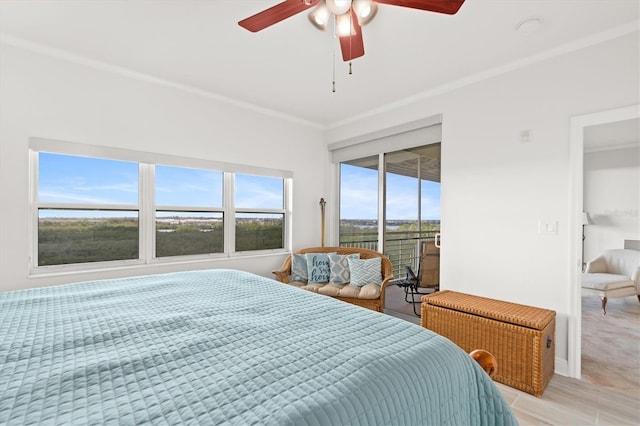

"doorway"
[568,104,640,379]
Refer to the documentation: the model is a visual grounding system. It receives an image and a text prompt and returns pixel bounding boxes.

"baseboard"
[554,357,569,377]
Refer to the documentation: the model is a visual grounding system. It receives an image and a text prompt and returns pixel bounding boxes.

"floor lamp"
[582,212,593,271]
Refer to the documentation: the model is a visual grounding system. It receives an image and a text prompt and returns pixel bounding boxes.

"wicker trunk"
[421,290,556,396]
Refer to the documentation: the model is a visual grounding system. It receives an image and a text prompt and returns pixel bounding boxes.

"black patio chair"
[393,265,433,316]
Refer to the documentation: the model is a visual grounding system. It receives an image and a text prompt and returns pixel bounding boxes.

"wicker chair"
[272,246,394,312]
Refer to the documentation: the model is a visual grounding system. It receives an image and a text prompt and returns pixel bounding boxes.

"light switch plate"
[538,220,558,235]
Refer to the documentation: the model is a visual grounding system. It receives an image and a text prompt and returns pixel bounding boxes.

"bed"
[0,269,516,425]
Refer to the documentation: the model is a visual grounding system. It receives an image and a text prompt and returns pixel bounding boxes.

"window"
[37,153,140,266]
[39,210,139,266]
[30,139,291,272]
[235,174,285,251]
[155,165,224,257]
[339,157,379,250]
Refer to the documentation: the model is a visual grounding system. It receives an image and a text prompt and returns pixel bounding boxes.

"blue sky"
[39,154,139,205]
[340,163,441,220]
[38,153,283,217]
[38,153,439,220]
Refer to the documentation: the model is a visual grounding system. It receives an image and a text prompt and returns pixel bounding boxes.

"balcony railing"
[340,230,439,279]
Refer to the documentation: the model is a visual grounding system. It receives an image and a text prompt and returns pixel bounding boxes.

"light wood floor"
[496,375,639,425]
[384,285,640,425]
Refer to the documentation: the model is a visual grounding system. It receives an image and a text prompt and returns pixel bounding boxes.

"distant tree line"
[339,220,440,243]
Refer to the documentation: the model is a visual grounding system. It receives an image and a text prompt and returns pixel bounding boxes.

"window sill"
[28,249,290,279]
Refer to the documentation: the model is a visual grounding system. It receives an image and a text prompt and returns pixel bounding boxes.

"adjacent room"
[580,117,639,392]
[1,1,638,424]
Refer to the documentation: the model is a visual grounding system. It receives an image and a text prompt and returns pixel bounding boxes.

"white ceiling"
[0,0,638,128]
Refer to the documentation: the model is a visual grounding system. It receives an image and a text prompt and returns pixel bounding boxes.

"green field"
[38,217,438,267]
[38,217,283,266]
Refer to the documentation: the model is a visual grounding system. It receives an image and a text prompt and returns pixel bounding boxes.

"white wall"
[0,43,326,291]
[584,146,640,261]
[2,28,639,373]
[326,33,640,370]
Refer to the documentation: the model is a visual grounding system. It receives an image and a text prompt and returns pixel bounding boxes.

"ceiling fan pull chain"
[349,61,352,75]
[332,21,337,93]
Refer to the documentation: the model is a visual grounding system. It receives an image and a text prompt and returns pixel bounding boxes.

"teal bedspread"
[1,269,517,425]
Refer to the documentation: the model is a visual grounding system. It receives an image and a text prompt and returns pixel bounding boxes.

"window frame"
[332,119,443,251]
[29,138,292,275]
[153,164,225,259]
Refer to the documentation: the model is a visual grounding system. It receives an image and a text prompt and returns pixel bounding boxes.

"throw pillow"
[291,253,308,283]
[305,252,335,283]
[348,257,382,287]
[329,253,360,285]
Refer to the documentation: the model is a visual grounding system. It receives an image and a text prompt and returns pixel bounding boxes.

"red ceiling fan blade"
[373,0,465,15]
[339,10,365,61]
[239,0,320,32]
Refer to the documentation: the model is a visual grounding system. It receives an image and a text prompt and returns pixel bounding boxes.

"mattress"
[0,269,516,425]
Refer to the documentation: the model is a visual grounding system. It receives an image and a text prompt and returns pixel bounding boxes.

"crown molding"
[2,19,638,132]
[0,33,324,130]
[327,20,639,130]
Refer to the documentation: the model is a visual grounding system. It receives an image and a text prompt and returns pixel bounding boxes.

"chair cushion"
[337,285,361,298]
[357,284,382,300]
[316,283,382,300]
[581,273,634,291]
[288,281,307,288]
[317,283,344,297]
[300,283,326,293]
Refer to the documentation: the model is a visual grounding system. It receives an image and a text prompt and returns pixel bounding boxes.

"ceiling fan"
[238,0,466,62]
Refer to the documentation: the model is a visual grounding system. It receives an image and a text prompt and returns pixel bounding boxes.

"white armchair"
[581,249,640,315]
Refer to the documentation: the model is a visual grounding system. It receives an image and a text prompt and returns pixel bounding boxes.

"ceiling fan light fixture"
[335,12,356,37]
[238,0,467,70]
[326,0,352,16]
[308,2,330,30]
[352,0,377,25]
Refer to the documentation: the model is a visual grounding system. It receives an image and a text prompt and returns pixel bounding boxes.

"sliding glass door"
[384,144,441,285]
[339,143,441,281]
